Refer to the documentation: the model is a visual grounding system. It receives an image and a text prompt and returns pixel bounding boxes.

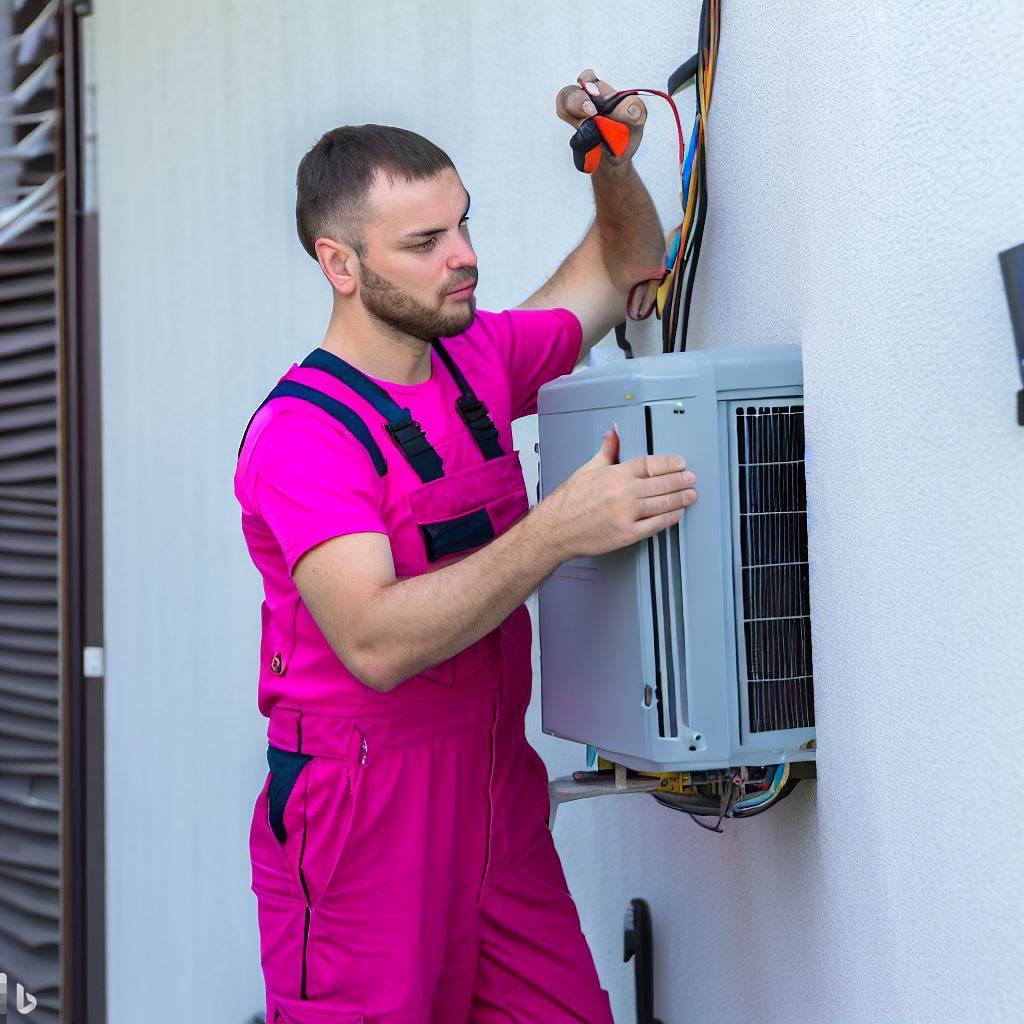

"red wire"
[601,88,686,171]
[591,87,696,324]
[596,88,690,323]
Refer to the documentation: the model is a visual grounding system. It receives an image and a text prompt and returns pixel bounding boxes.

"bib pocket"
[406,451,529,686]
[407,451,530,568]
[419,507,495,563]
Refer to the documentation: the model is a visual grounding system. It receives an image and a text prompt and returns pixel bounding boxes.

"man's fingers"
[626,453,687,478]
[577,70,615,102]
[632,508,684,541]
[556,84,597,125]
[611,94,647,126]
[634,470,696,498]
[638,488,698,521]
[557,67,612,125]
[558,70,645,128]
[577,70,645,124]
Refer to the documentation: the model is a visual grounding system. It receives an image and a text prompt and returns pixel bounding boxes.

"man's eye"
[414,237,438,252]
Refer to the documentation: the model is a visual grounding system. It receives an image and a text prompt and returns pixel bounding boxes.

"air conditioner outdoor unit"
[536,345,815,781]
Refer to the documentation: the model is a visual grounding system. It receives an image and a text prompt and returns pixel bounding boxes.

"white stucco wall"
[92,1,1024,1022]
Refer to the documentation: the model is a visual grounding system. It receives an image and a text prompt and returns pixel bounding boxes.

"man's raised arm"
[517,68,665,359]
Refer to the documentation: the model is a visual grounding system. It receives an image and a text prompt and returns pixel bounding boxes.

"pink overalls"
[238,334,614,1024]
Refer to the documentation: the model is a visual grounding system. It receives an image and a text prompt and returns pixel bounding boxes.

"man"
[235,69,699,1024]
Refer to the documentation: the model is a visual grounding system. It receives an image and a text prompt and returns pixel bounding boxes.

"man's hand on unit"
[535,427,698,561]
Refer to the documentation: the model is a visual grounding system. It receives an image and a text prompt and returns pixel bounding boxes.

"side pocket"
[267,745,313,844]
[249,754,309,902]
[299,749,364,909]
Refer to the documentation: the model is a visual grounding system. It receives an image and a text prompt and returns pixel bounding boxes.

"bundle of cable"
[626,0,721,354]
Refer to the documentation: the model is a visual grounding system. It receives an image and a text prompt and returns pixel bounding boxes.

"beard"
[358,261,477,341]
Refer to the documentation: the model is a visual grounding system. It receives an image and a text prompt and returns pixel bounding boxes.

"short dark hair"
[295,124,455,260]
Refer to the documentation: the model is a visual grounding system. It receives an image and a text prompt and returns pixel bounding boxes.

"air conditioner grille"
[646,405,684,738]
[735,405,814,733]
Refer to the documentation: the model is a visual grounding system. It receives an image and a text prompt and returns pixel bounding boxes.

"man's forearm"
[358,506,565,690]
[591,158,665,291]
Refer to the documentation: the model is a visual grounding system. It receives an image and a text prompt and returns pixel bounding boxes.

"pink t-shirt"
[234,307,582,717]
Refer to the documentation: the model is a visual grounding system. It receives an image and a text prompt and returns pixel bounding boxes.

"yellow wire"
[709,0,719,87]
[651,0,720,324]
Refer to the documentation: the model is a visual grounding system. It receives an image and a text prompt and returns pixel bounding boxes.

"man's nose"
[447,235,477,270]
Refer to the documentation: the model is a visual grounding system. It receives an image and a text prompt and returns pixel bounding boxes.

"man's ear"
[315,237,358,295]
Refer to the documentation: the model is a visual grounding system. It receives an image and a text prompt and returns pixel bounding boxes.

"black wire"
[677,139,707,352]
[660,264,672,353]
[663,42,700,354]
[614,321,634,359]
[651,792,722,815]
[697,0,709,89]
[652,780,736,833]
[667,53,699,95]
[651,771,798,826]
[662,239,686,353]
[675,0,711,353]
[688,813,725,833]
[662,0,711,353]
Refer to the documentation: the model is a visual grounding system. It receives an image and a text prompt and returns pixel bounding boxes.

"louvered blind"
[0,0,62,1020]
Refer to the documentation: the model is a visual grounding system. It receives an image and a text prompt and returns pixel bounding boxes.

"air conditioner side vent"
[734,404,815,733]
[645,405,684,739]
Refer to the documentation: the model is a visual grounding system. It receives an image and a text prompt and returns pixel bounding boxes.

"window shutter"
[0,1,62,1020]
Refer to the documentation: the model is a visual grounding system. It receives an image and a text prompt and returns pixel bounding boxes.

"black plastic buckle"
[457,396,498,436]
[386,417,426,446]
[457,395,485,418]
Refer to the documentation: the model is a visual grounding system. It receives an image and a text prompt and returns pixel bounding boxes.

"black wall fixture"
[624,898,662,1024]
[998,242,1024,425]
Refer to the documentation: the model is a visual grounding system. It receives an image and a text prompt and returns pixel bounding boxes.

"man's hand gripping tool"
[568,90,633,174]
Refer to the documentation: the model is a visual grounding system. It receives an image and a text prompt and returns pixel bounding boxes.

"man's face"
[356,167,478,341]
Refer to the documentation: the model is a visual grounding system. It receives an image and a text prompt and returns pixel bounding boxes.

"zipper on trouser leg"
[294,709,313,1001]
[298,815,313,999]
[300,903,311,1000]
[477,701,498,900]
[296,724,368,995]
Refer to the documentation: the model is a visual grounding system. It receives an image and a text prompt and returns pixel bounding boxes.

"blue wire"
[733,764,786,812]
[666,229,682,272]
[681,112,700,199]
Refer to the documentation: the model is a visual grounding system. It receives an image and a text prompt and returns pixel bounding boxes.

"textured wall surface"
[92,2,1023,1021]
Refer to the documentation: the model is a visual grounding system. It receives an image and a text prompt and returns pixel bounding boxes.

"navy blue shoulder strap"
[238,380,388,477]
[432,339,504,461]
[300,347,443,483]
[301,347,406,422]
